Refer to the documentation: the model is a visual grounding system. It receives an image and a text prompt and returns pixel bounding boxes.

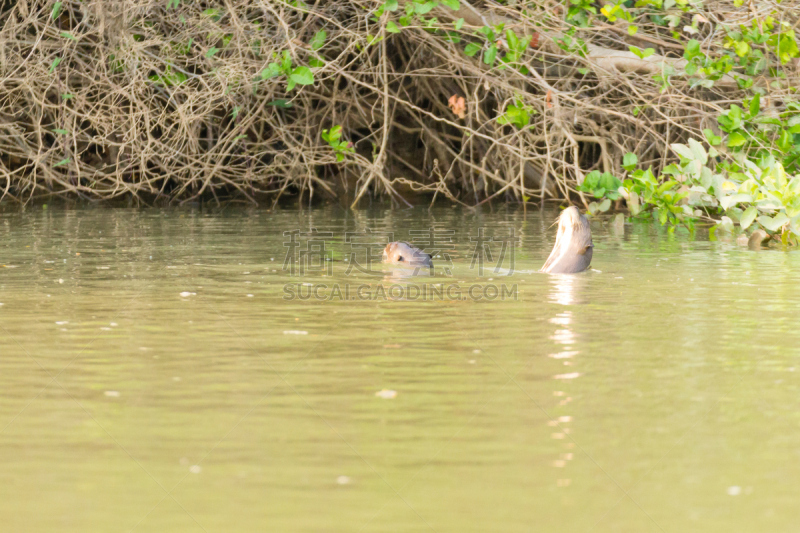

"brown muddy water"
[1,206,799,532]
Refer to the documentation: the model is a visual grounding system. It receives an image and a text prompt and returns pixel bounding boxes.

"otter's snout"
[383,242,434,268]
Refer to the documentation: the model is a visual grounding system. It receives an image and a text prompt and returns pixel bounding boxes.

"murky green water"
[1,205,799,532]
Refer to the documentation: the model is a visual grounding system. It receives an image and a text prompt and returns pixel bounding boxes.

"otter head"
[382,242,434,268]
[540,207,593,274]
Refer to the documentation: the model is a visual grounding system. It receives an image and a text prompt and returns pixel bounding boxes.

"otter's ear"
[580,244,592,255]
[397,255,404,262]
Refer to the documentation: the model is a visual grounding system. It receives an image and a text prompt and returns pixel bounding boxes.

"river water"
[1,206,799,532]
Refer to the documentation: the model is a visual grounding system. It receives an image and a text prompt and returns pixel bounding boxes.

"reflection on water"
[1,205,800,532]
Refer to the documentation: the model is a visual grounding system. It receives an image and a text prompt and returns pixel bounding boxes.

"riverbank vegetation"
[0,1,798,238]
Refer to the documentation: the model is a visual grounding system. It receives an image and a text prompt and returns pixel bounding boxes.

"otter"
[382,241,434,268]
[540,207,593,274]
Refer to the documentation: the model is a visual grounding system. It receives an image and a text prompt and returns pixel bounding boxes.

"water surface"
[1,206,799,532]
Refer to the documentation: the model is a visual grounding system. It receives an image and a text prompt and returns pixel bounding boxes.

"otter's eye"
[397,256,404,262]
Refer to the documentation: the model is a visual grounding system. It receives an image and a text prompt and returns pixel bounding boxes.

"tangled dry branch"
[0,0,797,206]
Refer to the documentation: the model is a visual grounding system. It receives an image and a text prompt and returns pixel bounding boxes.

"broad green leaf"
[52,1,62,19]
[720,193,753,210]
[749,93,760,116]
[623,153,638,171]
[260,63,281,79]
[758,212,789,232]
[310,30,327,50]
[205,47,219,58]
[703,128,721,146]
[671,143,694,161]
[414,1,437,15]
[727,132,747,147]
[49,57,62,73]
[688,137,707,164]
[454,18,464,31]
[657,180,677,194]
[506,30,519,52]
[386,21,401,33]
[483,44,497,65]
[60,31,76,41]
[661,163,681,176]
[289,66,314,85]
[740,206,758,229]
[464,43,481,56]
[441,0,460,9]
[384,0,399,11]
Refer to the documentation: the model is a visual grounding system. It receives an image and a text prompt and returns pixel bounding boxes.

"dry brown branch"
[0,0,796,206]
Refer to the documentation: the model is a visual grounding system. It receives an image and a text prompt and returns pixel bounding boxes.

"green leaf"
[51,1,62,19]
[268,99,292,108]
[629,46,655,59]
[441,0,460,9]
[758,212,789,232]
[720,193,753,210]
[385,0,399,11]
[671,143,695,161]
[206,47,219,58]
[661,164,681,176]
[740,206,758,230]
[52,129,69,135]
[688,138,707,165]
[310,30,327,50]
[289,66,314,85]
[386,21,401,33]
[414,1,437,15]
[53,157,70,167]
[657,180,678,194]
[749,93,760,116]
[727,132,747,147]
[61,93,74,100]
[623,152,638,171]
[506,30,519,52]
[60,31,77,41]
[628,25,638,36]
[454,18,464,31]
[49,57,61,73]
[261,63,281,80]
[464,43,481,56]
[703,128,721,146]
[483,44,497,65]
